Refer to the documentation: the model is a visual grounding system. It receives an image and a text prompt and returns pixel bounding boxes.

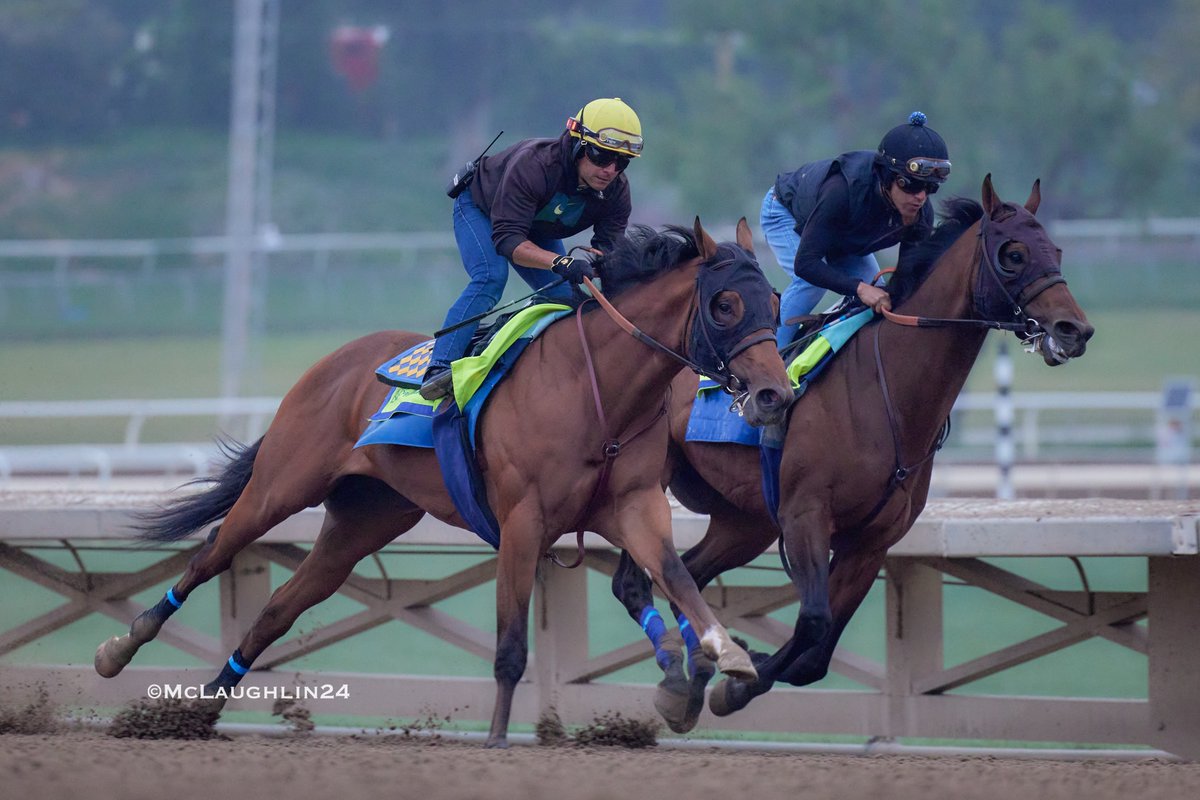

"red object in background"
[330,25,389,93]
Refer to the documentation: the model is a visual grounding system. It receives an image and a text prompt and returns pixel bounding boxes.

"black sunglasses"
[895,174,940,195]
[584,143,631,172]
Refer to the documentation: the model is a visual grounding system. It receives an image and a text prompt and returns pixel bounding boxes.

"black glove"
[550,255,595,285]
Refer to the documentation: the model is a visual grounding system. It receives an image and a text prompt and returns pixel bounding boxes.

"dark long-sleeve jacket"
[468,131,631,260]
[773,150,932,296]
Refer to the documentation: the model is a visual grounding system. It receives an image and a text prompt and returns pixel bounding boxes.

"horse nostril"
[754,388,784,411]
[1054,319,1094,344]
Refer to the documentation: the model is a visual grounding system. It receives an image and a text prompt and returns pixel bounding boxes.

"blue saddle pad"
[376,340,434,389]
[684,384,760,446]
[354,305,573,548]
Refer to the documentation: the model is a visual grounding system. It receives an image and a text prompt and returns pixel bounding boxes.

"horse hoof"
[484,736,510,749]
[707,678,752,717]
[716,647,757,682]
[191,696,226,722]
[654,681,692,734]
[94,636,134,678]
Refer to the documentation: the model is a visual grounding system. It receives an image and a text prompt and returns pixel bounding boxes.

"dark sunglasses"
[584,143,631,172]
[895,174,940,195]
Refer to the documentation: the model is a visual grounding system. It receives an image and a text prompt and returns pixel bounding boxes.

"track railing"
[0,491,1197,757]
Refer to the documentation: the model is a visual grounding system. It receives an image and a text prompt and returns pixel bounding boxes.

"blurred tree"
[0,0,128,140]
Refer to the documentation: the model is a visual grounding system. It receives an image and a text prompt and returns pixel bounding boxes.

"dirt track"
[3,731,1198,800]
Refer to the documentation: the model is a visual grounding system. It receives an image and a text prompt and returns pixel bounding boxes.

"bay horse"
[613,176,1095,731]
[94,219,793,748]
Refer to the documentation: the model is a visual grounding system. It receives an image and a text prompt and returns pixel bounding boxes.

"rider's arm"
[795,178,891,312]
[792,178,860,297]
[489,151,551,264]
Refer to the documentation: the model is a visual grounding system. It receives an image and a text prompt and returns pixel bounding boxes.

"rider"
[760,111,951,349]
[420,97,643,400]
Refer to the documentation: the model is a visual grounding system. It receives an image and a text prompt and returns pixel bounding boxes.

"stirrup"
[419,366,454,401]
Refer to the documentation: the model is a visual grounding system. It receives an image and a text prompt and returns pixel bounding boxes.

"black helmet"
[877,111,951,185]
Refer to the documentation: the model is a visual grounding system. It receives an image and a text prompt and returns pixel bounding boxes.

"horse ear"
[981,173,1000,216]
[1025,179,1042,215]
[735,217,755,254]
[694,216,719,259]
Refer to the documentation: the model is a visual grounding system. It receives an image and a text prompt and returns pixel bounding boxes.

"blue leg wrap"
[208,648,252,691]
[147,589,183,622]
[639,607,672,671]
[677,613,702,656]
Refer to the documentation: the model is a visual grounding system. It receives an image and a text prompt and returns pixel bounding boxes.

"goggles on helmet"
[903,157,951,182]
[567,117,643,156]
[583,143,631,172]
[895,174,940,195]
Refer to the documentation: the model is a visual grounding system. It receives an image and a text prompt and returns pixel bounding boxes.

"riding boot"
[419,362,454,401]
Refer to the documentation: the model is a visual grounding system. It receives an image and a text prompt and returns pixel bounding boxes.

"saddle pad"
[376,341,434,389]
[786,307,875,388]
[357,386,437,449]
[684,387,761,446]
[684,307,876,447]
[355,303,573,548]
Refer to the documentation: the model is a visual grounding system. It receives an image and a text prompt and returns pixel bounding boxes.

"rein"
[546,303,668,569]
[580,275,768,396]
[847,210,1064,532]
[879,213,1062,334]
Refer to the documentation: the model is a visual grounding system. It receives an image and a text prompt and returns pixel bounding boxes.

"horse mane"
[594,225,700,296]
[888,197,984,305]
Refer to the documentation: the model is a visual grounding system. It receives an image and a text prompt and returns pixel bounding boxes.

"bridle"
[881,205,1066,337]
[846,205,1067,533]
[582,246,777,398]
[547,246,776,569]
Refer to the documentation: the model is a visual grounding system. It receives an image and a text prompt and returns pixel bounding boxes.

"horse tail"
[133,437,262,542]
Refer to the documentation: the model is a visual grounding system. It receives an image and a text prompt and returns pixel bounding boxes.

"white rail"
[1,491,1197,758]
[2,392,1194,484]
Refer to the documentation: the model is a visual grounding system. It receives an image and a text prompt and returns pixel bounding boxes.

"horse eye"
[1008,251,1024,265]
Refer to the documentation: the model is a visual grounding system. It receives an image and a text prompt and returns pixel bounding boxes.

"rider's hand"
[551,255,596,285]
[856,281,892,314]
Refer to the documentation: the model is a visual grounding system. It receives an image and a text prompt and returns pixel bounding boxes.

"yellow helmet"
[566,97,643,157]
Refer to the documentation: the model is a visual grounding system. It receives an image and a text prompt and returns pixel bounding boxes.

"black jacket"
[773,150,932,295]
[468,132,631,260]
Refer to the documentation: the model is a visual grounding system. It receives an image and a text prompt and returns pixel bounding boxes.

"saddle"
[781,295,861,362]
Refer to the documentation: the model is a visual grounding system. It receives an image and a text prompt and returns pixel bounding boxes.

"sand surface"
[3,730,1198,800]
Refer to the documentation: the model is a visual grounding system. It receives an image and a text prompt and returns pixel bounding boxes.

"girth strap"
[546,303,668,569]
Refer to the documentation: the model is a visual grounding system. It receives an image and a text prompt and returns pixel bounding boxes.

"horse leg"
[486,510,543,749]
[616,492,756,683]
[199,477,423,710]
[95,468,333,678]
[709,507,833,716]
[777,546,888,686]
[611,550,690,733]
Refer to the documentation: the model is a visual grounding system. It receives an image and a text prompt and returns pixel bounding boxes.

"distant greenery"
[3,0,1200,230]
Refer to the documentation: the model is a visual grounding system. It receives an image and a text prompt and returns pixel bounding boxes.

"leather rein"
[547,271,772,568]
[848,212,1065,533]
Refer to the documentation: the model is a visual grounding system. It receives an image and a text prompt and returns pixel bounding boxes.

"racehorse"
[612,177,1095,731]
[93,219,794,748]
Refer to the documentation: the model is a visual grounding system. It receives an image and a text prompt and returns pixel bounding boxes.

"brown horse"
[612,177,1095,731]
[93,219,794,747]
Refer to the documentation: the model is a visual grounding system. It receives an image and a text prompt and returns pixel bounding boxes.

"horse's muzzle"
[1025,318,1094,366]
[742,385,792,426]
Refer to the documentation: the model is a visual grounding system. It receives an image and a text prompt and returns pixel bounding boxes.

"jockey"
[761,111,952,349]
[420,97,643,400]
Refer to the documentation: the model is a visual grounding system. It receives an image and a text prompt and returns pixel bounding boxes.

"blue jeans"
[430,192,575,367]
[760,187,880,349]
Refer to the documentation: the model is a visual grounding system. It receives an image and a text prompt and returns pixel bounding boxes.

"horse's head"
[977,174,1094,365]
[689,218,793,425]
